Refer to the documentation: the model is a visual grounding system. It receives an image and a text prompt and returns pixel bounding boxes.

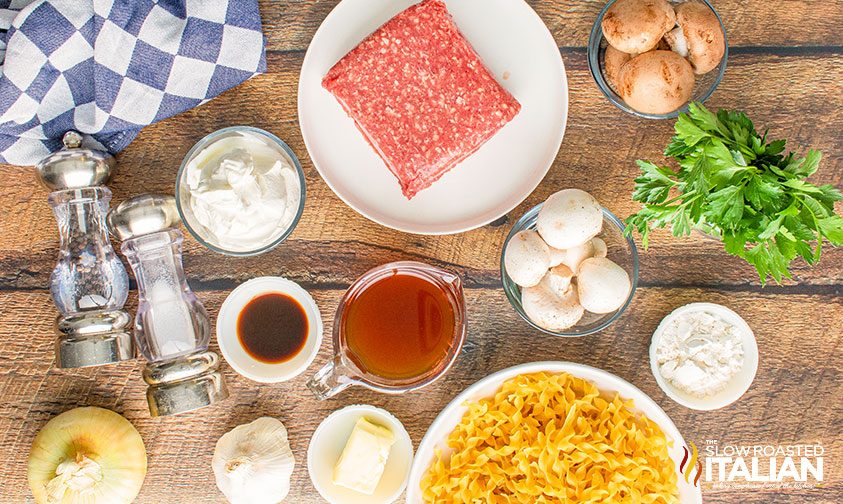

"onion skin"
[28,407,147,504]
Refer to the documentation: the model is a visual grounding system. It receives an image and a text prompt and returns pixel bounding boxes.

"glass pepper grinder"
[36,131,133,368]
[107,194,228,416]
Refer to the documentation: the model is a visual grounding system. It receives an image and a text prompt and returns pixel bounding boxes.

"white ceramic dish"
[649,302,759,411]
[308,405,414,504]
[217,277,322,383]
[298,0,568,235]
[406,361,703,503]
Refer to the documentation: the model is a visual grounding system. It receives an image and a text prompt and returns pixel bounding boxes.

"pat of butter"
[333,417,395,495]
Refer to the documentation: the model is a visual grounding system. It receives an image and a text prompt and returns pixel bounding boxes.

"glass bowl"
[587,0,728,119]
[500,204,639,337]
[175,126,306,256]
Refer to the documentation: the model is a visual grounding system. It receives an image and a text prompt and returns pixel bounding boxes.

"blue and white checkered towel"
[0,0,266,165]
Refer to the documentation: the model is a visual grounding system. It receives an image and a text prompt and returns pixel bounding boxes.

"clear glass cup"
[307,262,467,399]
[174,126,307,257]
[120,229,210,362]
[48,187,129,315]
[501,205,639,336]
[587,0,728,119]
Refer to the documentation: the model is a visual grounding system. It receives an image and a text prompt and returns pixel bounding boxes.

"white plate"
[307,405,414,504]
[406,361,703,503]
[298,0,568,234]
[217,277,323,383]
[649,302,759,410]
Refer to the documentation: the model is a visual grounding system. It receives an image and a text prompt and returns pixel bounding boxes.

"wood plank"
[257,0,843,52]
[2,53,841,289]
[0,287,839,502]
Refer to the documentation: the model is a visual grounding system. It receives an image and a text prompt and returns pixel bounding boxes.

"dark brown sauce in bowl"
[237,293,308,363]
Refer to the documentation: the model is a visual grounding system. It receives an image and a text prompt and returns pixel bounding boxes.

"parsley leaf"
[625,102,843,285]
[631,160,677,204]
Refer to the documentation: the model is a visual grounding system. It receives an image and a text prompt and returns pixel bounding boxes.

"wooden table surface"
[1,1,841,503]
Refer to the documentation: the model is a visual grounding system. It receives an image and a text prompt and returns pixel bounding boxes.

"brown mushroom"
[666,1,726,74]
[601,0,676,54]
[617,50,695,114]
[604,45,632,93]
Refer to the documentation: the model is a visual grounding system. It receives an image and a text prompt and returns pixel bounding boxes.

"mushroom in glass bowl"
[500,189,639,337]
[588,0,728,119]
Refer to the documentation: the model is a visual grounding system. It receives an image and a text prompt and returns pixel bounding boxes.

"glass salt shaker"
[108,194,228,416]
[36,131,133,368]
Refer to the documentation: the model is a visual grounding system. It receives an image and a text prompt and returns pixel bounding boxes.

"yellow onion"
[28,407,147,504]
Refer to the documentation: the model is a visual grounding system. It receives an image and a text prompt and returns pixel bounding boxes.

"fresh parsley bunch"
[625,102,843,284]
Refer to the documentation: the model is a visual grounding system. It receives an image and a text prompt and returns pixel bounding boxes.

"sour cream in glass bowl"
[175,126,306,256]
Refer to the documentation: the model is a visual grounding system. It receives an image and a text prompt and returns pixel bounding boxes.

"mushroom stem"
[664,27,688,58]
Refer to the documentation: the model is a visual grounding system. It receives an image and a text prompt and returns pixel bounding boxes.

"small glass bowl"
[500,204,639,337]
[587,0,728,119]
[175,126,306,256]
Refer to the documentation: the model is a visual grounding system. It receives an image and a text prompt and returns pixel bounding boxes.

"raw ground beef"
[322,0,521,199]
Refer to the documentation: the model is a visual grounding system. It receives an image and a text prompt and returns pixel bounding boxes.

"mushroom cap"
[522,277,585,332]
[576,257,632,314]
[604,45,632,93]
[617,50,695,115]
[537,189,604,250]
[601,0,676,54]
[674,1,725,74]
[504,230,551,288]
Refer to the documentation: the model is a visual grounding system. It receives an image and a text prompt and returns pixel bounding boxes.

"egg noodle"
[421,372,679,503]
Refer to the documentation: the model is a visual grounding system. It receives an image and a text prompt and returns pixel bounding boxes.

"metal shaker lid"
[143,351,229,416]
[107,193,181,241]
[36,131,115,191]
[54,309,134,368]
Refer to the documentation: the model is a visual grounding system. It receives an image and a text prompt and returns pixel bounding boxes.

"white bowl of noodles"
[407,361,703,503]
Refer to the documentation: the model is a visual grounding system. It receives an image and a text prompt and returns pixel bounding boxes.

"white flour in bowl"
[655,309,745,398]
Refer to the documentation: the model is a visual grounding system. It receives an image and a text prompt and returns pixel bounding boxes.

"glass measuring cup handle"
[306,355,355,400]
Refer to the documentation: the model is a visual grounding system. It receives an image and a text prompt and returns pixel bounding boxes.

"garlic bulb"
[212,417,295,504]
[28,407,147,504]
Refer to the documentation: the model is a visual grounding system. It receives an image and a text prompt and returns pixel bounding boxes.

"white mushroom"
[563,241,596,271]
[617,50,695,115]
[548,246,567,267]
[551,237,608,270]
[591,237,608,258]
[504,230,551,288]
[576,257,632,314]
[521,276,584,332]
[537,189,604,250]
[545,264,575,298]
[601,0,676,54]
[666,1,726,75]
